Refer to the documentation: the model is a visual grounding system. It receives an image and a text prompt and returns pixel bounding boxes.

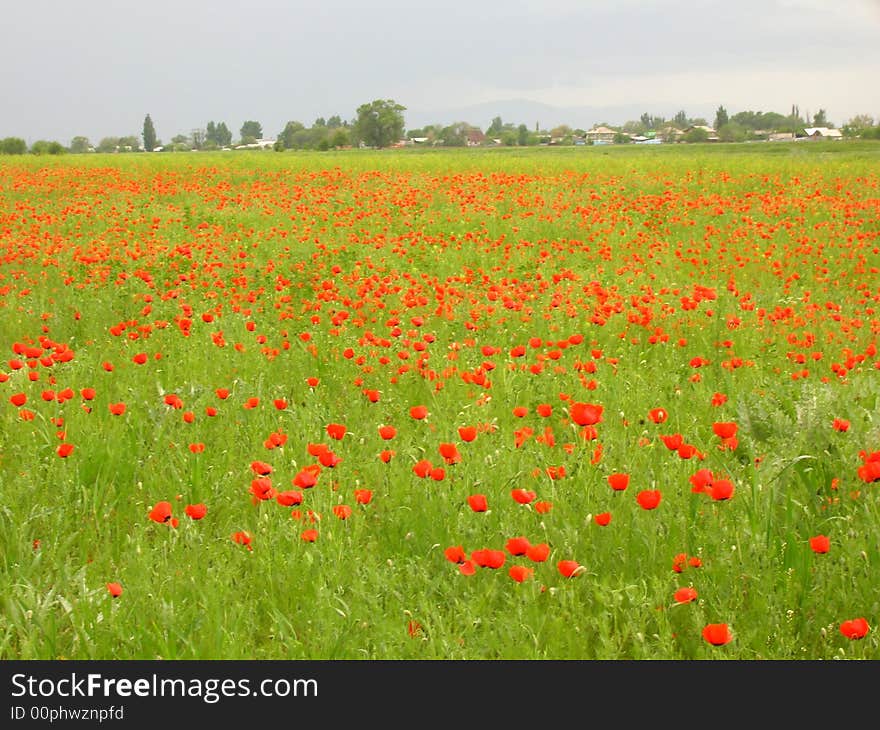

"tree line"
[2,100,879,155]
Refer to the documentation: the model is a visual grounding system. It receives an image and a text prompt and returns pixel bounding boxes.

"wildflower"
[702,623,732,646]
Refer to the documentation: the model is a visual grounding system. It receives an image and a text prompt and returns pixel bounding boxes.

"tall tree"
[486,116,504,137]
[353,99,406,148]
[142,114,157,151]
[240,120,262,143]
[714,105,729,130]
[812,108,829,127]
[216,122,232,147]
[69,136,91,153]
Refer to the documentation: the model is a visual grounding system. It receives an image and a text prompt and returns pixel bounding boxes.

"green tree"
[486,116,504,137]
[329,128,349,148]
[684,127,709,143]
[142,114,157,151]
[327,115,343,128]
[673,110,688,128]
[517,123,530,146]
[714,106,729,130]
[69,136,91,153]
[277,121,306,150]
[439,122,469,147]
[240,120,263,143]
[718,122,748,143]
[0,137,27,154]
[118,135,140,151]
[812,108,829,127]
[353,99,406,148]
[96,137,119,153]
[216,122,232,147]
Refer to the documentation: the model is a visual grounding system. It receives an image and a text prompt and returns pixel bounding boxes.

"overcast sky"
[2,0,878,144]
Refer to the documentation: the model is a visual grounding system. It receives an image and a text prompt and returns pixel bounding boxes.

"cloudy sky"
[3,0,878,144]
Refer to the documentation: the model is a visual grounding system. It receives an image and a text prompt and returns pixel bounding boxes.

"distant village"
[2,104,876,156]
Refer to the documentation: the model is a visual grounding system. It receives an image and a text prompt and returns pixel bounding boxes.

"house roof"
[804,127,842,137]
[587,126,617,135]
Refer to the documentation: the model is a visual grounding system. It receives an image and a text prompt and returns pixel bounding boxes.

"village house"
[584,125,617,144]
[801,127,843,140]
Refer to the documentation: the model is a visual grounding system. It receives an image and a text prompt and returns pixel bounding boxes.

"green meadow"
[1,142,878,659]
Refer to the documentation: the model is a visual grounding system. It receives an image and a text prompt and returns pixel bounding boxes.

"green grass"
[1,142,878,659]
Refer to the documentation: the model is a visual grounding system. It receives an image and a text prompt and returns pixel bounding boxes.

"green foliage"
[142,114,157,152]
[239,120,263,144]
[684,127,709,144]
[0,137,27,154]
[30,140,66,155]
[715,105,729,130]
[353,99,406,149]
[69,136,91,154]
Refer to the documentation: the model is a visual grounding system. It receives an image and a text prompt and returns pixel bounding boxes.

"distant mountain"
[406,98,717,133]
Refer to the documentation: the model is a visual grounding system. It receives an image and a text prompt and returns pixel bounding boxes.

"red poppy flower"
[636,490,662,510]
[459,560,476,576]
[378,424,397,440]
[674,587,698,604]
[832,418,849,432]
[712,422,738,439]
[10,393,27,407]
[839,618,870,640]
[410,405,428,420]
[318,450,342,468]
[243,397,259,410]
[467,494,488,512]
[526,542,550,562]
[608,473,630,491]
[593,512,612,526]
[326,423,346,440]
[354,489,373,505]
[293,465,320,488]
[536,403,553,418]
[505,536,531,556]
[332,504,353,520]
[250,460,273,476]
[509,565,534,583]
[301,528,319,543]
[132,353,148,365]
[709,479,735,501]
[471,549,506,569]
[273,398,288,410]
[534,501,553,514]
[430,467,446,481]
[185,503,207,520]
[363,389,380,403]
[648,407,668,424]
[512,406,528,418]
[276,490,303,507]
[689,468,714,493]
[702,623,732,646]
[445,545,467,564]
[511,488,537,504]
[439,442,461,464]
[215,387,230,399]
[149,501,173,524]
[711,392,727,407]
[81,388,96,401]
[379,449,395,463]
[106,582,123,598]
[557,560,583,578]
[570,402,603,426]
[458,426,477,442]
[306,377,320,388]
[660,433,683,450]
[231,531,253,550]
[56,443,74,458]
[108,402,126,416]
[412,459,433,478]
[809,535,830,554]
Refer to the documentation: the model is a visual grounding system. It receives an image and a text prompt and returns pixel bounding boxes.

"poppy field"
[1,144,878,659]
